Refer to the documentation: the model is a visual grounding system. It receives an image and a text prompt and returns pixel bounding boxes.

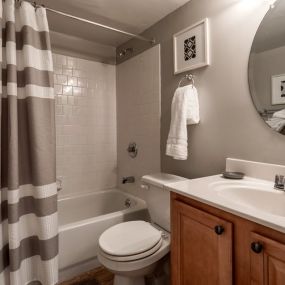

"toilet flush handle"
[141,183,150,190]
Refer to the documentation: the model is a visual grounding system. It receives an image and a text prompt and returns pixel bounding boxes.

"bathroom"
[1,0,285,284]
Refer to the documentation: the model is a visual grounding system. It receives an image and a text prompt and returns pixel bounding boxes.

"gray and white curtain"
[0,0,58,284]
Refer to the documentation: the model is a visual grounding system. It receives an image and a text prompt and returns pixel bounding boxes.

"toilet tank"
[141,173,186,232]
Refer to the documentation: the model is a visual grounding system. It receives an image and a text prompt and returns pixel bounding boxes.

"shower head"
[118,47,134,58]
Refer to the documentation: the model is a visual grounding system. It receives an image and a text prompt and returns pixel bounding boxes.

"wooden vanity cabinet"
[171,199,233,285]
[250,233,285,285]
[171,192,285,285]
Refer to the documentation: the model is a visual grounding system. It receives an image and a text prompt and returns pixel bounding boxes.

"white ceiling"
[38,0,191,47]
[252,0,285,53]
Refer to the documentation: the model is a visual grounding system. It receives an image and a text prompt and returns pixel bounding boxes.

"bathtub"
[58,189,148,280]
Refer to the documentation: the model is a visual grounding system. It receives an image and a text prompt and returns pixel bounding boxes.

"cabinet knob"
[214,225,225,235]
[251,242,263,254]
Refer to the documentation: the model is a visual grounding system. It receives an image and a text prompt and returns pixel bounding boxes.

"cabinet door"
[171,200,233,285]
[250,232,285,285]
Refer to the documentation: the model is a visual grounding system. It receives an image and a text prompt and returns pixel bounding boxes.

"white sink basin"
[166,158,285,233]
[210,180,285,217]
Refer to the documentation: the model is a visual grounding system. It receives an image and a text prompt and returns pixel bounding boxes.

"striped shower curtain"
[0,0,58,284]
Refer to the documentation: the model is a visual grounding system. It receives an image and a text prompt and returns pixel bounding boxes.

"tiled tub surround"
[117,45,161,200]
[53,54,117,197]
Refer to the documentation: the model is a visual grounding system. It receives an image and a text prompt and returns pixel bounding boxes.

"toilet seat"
[98,230,171,274]
[99,221,163,261]
[99,238,162,262]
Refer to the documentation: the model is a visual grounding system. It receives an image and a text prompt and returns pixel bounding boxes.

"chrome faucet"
[122,176,135,184]
[274,175,285,191]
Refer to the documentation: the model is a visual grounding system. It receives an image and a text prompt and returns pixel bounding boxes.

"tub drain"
[125,198,131,208]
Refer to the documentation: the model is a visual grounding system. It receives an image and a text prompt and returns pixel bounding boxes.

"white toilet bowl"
[98,173,186,285]
[98,221,170,285]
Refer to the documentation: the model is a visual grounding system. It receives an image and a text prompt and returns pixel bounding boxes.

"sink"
[166,158,285,233]
[210,180,285,217]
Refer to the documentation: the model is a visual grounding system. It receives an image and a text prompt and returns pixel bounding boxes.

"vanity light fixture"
[267,0,277,8]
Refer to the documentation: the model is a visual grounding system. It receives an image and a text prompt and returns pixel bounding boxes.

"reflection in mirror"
[248,0,285,135]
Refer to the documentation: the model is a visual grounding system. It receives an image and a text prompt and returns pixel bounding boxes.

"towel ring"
[178,74,194,88]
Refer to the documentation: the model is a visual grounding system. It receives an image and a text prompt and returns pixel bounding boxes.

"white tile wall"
[53,54,117,197]
[117,45,161,200]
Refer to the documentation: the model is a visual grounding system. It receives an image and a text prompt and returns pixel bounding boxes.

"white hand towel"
[266,117,285,132]
[166,85,200,160]
[273,109,285,119]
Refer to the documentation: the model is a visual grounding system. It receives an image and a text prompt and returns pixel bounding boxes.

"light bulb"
[268,0,277,8]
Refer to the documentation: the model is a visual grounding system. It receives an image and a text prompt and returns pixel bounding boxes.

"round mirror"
[249,0,285,135]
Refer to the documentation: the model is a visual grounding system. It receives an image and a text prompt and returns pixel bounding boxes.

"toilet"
[98,173,186,285]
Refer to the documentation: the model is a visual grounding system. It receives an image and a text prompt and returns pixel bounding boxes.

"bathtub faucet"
[122,176,135,184]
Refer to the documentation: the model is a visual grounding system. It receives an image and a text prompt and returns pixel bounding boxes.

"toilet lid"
[99,238,163,262]
[99,221,162,256]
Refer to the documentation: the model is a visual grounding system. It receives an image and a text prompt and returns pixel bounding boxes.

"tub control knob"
[141,183,150,190]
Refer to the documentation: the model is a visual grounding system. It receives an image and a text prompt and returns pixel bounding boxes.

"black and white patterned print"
[184,36,196,61]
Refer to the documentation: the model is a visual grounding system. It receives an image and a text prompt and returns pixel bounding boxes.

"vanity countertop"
[166,174,285,234]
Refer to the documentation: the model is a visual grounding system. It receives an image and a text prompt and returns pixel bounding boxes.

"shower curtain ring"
[33,2,40,11]
[15,0,22,8]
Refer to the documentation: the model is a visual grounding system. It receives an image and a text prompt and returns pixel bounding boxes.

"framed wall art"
[173,18,210,74]
[271,74,285,105]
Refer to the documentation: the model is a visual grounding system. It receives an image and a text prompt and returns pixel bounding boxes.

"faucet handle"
[274,174,285,190]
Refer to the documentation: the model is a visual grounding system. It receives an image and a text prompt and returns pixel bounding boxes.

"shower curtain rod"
[19,0,155,44]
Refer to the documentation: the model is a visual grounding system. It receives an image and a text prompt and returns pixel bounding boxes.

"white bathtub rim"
[58,187,130,201]
[59,205,147,232]
[59,189,147,232]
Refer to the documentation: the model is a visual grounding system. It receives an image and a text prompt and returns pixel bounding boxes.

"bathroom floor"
[60,267,114,285]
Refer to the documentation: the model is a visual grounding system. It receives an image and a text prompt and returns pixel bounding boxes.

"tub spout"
[122,176,135,184]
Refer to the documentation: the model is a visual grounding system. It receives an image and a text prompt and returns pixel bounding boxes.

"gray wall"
[117,0,285,179]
